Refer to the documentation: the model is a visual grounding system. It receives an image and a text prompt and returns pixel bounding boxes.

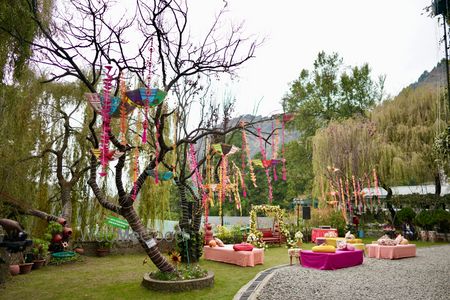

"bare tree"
[1,0,264,273]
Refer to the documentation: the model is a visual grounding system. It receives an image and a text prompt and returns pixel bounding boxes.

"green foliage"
[283,51,383,199]
[0,0,53,81]
[31,238,49,260]
[150,264,208,281]
[391,194,450,208]
[96,232,115,249]
[176,231,203,263]
[415,210,435,230]
[433,209,450,233]
[46,221,63,236]
[214,225,244,244]
[396,207,416,225]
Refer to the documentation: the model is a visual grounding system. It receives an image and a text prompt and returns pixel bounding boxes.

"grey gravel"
[254,245,450,300]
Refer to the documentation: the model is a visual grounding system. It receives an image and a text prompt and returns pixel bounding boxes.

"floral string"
[99,65,113,176]
[257,127,273,202]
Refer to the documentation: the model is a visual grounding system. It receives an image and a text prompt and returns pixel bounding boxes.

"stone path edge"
[233,264,290,300]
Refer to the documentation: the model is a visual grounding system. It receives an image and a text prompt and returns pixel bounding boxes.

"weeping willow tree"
[312,83,447,205]
[0,72,46,227]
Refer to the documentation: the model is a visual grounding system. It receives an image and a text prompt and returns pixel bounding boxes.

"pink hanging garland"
[271,121,278,181]
[281,118,287,181]
[257,127,273,202]
[242,127,257,187]
[99,65,113,177]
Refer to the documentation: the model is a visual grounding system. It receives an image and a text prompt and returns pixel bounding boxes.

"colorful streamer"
[131,111,142,200]
[271,121,278,181]
[99,65,113,177]
[241,127,257,187]
[281,117,287,181]
[119,72,128,145]
[257,127,273,202]
[143,38,154,144]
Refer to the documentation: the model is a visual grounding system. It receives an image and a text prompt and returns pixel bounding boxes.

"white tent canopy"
[362,184,450,199]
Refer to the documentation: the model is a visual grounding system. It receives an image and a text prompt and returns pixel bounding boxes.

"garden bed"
[141,271,214,292]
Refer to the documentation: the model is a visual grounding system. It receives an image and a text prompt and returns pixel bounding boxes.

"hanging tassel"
[119,72,128,145]
[154,121,160,184]
[131,111,142,200]
[257,127,273,203]
[271,121,278,181]
[143,38,154,144]
[281,117,287,181]
[242,126,257,187]
[220,155,228,205]
[373,169,381,206]
[357,179,363,214]
[366,173,373,211]
[100,65,113,177]
[352,175,358,210]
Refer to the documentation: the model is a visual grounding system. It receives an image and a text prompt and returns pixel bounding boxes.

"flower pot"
[428,231,437,243]
[296,240,303,248]
[420,230,428,241]
[9,264,20,276]
[32,259,46,270]
[19,263,33,274]
[73,247,85,255]
[96,248,110,257]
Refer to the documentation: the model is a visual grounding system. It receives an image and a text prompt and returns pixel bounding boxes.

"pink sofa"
[366,244,416,259]
[203,245,264,267]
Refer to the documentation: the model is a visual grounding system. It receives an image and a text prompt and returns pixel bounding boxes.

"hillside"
[410,59,447,89]
[228,114,300,158]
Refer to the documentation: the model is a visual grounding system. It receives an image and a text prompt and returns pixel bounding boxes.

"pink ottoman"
[203,245,264,267]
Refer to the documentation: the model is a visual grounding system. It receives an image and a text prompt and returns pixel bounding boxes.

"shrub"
[215,225,234,244]
[415,210,435,231]
[433,209,450,233]
[396,207,416,225]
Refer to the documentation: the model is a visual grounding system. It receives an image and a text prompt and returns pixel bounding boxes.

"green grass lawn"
[2,240,448,300]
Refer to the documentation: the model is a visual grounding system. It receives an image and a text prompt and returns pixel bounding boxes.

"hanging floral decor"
[257,128,273,202]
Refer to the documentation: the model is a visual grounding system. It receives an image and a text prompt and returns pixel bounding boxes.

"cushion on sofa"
[312,245,336,253]
[233,243,254,251]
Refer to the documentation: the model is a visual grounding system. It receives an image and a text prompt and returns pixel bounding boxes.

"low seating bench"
[300,249,364,270]
[366,244,416,259]
[203,245,264,267]
[259,228,285,246]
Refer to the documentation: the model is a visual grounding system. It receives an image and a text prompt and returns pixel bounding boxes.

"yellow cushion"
[346,239,363,244]
[312,245,336,253]
[325,238,345,247]
[352,243,365,251]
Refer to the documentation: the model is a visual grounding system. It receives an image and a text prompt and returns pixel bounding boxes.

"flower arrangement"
[295,231,303,242]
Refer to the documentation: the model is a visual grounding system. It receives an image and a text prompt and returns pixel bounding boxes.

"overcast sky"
[188,0,443,117]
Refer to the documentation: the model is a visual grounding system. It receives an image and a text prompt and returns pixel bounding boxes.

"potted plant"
[31,238,49,269]
[96,232,114,257]
[18,252,33,274]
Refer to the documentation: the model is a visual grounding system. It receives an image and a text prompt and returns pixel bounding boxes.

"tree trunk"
[435,171,441,196]
[61,186,72,225]
[175,179,190,230]
[121,206,175,273]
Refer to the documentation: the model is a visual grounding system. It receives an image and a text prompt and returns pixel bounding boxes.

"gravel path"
[253,245,450,300]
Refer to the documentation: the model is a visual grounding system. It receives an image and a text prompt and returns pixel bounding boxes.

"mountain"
[410,59,447,89]
[227,114,300,158]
